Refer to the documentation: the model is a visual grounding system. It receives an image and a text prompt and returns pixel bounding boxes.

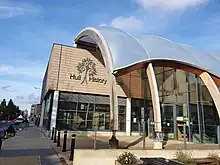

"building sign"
[70,58,107,85]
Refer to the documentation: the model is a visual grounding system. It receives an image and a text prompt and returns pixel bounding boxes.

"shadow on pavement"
[0,148,62,165]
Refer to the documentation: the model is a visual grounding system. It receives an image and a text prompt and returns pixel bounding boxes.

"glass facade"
[42,65,219,144]
[130,66,219,143]
[56,92,126,131]
[43,92,53,130]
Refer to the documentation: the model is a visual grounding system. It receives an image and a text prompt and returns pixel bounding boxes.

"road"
[0,124,63,165]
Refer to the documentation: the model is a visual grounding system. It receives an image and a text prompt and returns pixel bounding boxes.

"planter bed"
[139,158,220,165]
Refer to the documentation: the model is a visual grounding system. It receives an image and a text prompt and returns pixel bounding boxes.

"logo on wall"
[70,58,107,85]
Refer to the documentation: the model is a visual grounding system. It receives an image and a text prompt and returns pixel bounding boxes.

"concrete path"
[0,124,63,165]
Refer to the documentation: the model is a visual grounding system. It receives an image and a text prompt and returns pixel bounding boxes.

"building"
[22,109,29,119]
[39,26,220,149]
[31,104,42,117]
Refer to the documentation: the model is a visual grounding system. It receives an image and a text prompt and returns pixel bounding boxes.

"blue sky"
[0,0,219,110]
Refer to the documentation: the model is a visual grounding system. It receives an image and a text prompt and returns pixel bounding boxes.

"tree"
[0,98,21,120]
[0,99,6,108]
[76,58,97,84]
[7,99,20,120]
[0,99,7,119]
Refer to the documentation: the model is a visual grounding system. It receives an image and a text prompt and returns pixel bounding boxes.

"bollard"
[183,124,187,150]
[51,127,55,140]
[53,129,57,143]
[138,122,141,135]
[147,119,150,137]
[217,126,220,149]
[69,134,76,161]
[0,138,2,149]
[57,130,61,147]
[142,121,146,150]
[93,129,97,150]
[62,131,67,152]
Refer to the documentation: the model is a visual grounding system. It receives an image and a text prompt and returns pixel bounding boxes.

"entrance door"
[162,104,177,140]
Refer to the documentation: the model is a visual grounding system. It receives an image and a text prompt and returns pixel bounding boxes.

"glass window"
[131,99,144,132]
[163,69,175,96]
[118,105,126,131]
[43,92,53,130]
[95,104,110,112]
[78,103,88,111]
[156,73,163,97]
[56,93,127,132]
[59,101,77,110]
[176,70,187,94]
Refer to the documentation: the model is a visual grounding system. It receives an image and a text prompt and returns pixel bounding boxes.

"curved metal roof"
[75,26,220,78]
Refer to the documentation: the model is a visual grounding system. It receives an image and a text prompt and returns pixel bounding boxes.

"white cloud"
[0,80,41,110]
[99,23,107,26]
[136,0,208,11]
[0,1,43,19]
[0,62,44,79]
[110,16,144,31]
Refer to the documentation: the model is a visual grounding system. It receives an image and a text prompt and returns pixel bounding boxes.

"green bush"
[173,149,194,164]
[117,152,138,165]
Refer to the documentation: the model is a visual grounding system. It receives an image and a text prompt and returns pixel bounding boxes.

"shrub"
[173,149,194,164]
[117,152,138,165]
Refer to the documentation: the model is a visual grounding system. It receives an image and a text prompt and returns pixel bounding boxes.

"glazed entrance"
[129,66,219,144]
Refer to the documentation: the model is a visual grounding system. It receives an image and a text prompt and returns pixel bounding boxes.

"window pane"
[163,70,175,96]
[95,104,110,112]
[59,101,77,110]
[78,103,88,111]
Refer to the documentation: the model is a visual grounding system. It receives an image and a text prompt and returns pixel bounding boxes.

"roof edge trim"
[74,27,114,72]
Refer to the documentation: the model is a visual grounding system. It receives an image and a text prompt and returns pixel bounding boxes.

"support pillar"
[109,75,119,148]
[39,100,45,128]
[126,98,131,136]
[146,63,163,149]
[50,91,59,132]
[199,72,220,118]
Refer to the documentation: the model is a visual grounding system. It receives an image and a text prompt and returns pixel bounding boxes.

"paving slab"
[0,156,40,165]
[0,125,63,165]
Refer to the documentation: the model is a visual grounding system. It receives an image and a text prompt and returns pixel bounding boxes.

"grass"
[173,149,195,164]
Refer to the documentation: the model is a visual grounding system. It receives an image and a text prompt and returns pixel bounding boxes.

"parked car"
[14,118,24,123]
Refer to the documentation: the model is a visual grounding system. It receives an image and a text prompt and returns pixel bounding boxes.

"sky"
[0,0,219,111]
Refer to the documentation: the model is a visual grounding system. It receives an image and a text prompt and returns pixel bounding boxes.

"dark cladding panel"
[118,97,126,106]
[59,92,78,102]
[95,95,110,105]
[79,94,95,103]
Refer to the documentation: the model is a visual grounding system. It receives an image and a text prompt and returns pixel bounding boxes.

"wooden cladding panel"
[55,46,127,97]
[115,71,144,99]
[46,44,62,91]
[48,45,61,90]
[44,44,146,99]
[116,74,130,97]
[130,73,142,98]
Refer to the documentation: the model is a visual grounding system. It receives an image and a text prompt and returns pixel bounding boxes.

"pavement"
[46,130,219,165]
[0,124,63,165]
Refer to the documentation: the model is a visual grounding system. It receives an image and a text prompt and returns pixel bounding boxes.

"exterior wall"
[41,44,130,100]
[41,44,62,100]
[116,70,143,99]
[30,104,42,116]
[57,46,126,96]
